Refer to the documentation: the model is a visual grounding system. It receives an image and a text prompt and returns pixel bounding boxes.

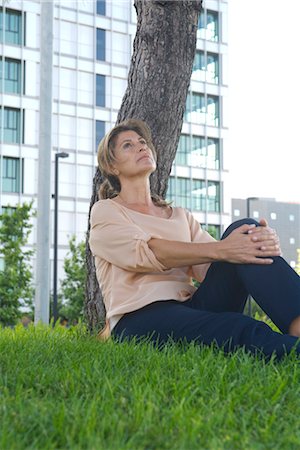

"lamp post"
[246,197,259,317]
[53,152,69,324]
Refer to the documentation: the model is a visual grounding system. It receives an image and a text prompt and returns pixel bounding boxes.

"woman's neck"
[118,191,152,206]
[118,180,153,206]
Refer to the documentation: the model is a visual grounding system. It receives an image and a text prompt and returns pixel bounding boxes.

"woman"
[89,119,300,360]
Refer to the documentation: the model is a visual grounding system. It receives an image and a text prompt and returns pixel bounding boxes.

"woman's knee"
[221,218,260,240]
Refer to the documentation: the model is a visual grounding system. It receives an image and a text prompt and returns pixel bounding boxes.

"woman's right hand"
[219,223,281,265]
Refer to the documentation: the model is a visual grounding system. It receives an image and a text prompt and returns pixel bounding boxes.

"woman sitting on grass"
[89,119,300,360]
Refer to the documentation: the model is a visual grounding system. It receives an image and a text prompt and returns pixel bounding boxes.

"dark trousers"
[112,219,300,360]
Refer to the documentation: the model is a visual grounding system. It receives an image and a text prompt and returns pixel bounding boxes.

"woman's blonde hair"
[97,119,169,207]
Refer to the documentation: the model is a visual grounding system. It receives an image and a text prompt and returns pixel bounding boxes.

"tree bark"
[85,0,202,331]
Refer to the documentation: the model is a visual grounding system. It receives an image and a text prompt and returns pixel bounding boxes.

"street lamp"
[246,197,259,317]
[53,152,69,324]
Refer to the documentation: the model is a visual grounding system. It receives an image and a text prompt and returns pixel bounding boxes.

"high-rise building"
[0,0,229,287]
[167,0,229,240]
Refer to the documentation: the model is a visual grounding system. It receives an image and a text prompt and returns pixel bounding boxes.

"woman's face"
[112,130,156,180]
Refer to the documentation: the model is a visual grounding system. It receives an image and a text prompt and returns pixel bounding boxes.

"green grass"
[1,323,300,450]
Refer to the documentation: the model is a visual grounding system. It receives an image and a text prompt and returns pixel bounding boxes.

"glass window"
[167,177,220,212]
[96,120,105,151]
[0,8,22,45]
[234,209,240,217]
[190,136,206,168]
[191,180,220,212]
[193,51,218,84]
[191,179,206,211]
[96,74,105,107]
[96,0,106,16]
[207,138,219,169]
[207,53,219,84]
[0,107,21,143]
[96,29,105,61]
[184,93,205,124]
[289,214,295,221]
[198,9,218,42]
[207,181,220,212]
[192,136,219,168]
[1,157,22,193]
[167,177,191,210]
[176,135,219,169]
[1,205,16,214]
[175,135,189,166]
[253,211,259,219]
[192,51,206,82]
[290,238,295,244]
[0,58,21,94]
[270,212,277,220]
[207,96,219,126]
[184,93,219,126]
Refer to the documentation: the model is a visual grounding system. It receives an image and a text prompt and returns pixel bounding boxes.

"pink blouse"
[89,199,215,332]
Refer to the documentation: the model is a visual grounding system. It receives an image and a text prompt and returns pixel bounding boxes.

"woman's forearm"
[148,222,281,268]
[148,238,222,269]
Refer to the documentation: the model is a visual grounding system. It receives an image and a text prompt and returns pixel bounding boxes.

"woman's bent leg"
[236,256,300,333]
[187,219,258,314]
[112,300,300,360]
[188,219,300,334]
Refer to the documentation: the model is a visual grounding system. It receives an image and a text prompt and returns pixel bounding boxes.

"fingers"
[256,245,281,256]
[251,235,278,245]
[259,218,268,227]
[236,223,257,234]
[248,225,274,235]
[240,255,274,265]
[249,227,277,242]
[253,257,274,265]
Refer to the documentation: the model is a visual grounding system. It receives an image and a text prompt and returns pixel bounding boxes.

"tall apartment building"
[0,0,229,285]
[167,0,230,240]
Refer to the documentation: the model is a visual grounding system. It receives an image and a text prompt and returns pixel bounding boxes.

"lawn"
[1,323,300,450]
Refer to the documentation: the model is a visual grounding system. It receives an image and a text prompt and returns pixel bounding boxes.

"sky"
[227,0,300,204]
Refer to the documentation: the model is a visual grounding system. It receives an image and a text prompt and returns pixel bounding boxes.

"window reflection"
[176,135,219,170]
[0,8,22,45]
[1,157,22,193]
[198,10,219,42]
[0,107,21,143]
[96,120,105,151]
[168,177,191,210]
[192,51,219,84]
[167,177,220,213]
[184,93,219,126]
[96,74,105,107]
[0,58,21,94]
[96,29,106,61]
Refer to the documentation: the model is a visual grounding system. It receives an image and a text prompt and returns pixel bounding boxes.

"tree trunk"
[85,0,202,332]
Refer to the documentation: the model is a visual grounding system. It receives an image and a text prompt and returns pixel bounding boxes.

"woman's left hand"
[247,218,282,255]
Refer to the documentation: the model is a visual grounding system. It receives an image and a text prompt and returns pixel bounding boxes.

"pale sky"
[227,0,300,204]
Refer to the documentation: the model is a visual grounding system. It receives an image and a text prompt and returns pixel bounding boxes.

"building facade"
[166,0,230,240]
[232,198,300,268]
[0,0,228,287]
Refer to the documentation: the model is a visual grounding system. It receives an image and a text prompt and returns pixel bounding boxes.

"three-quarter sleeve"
[89,201,168,273]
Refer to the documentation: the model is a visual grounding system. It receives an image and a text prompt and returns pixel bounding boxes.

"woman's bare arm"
[148,223,281,269]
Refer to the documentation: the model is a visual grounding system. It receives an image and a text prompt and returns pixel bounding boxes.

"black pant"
[113,219,300,360]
